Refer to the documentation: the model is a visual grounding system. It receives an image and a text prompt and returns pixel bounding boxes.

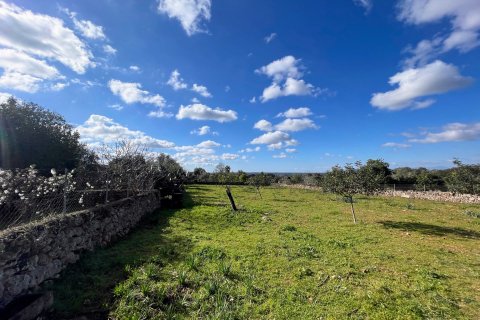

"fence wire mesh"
[0,166,155,231]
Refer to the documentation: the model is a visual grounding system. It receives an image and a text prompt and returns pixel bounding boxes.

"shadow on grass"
[44,193,195,319]
[379,220,480,239]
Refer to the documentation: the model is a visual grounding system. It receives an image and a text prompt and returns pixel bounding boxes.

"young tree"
[322,164,361,223]
[445,159,480,195]
[0,98,89,170]
[215,163,237,211]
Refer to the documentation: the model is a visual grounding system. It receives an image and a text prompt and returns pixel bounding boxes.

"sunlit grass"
[47,185,480,319]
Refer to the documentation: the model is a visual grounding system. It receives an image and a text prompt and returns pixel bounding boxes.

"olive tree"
[322,163,361,223]
[445,159,480,195]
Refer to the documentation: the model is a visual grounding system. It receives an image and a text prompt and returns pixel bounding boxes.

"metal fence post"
[63,169,68,214]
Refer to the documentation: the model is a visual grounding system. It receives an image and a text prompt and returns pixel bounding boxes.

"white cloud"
[176,103,237,122]
[273,153,287,159]
[285,148,296,153]
[103,44,117,55]
[0,48,62,92]
[276,107,312,118]
[76,114,175,148]
[398,0,480,63]
[157,0,211,36]
[264,32,277,43]
[249,96,257,103]
[222,153,239,160]
[108,104,124,111]
[129,65,140,72]
[254,119,273,131]
[191,125,217,136]
[191,83,212,97]
[51,82,69,91]
[72,16,106,40]
[167,69,188,90]
[275,118,318,132]
[371,60,472,110]
[0,2,93,73]
[0,92,12,103]
[256,55,303,82]
[0,48,60,79]
[197,140,220,148]
[256,55,324,102]
[148,109,174,118]
[108,79,166,107]
[250,131,291,145]
[408,122,480,143]
[239,147,260,153]
[354,0,372,14]
[382,142,411,148]
[0,72,42,93]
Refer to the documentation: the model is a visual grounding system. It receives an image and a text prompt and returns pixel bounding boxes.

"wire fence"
[0,167,156,232]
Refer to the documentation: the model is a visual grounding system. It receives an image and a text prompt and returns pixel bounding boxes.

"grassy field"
[46,185,480,319]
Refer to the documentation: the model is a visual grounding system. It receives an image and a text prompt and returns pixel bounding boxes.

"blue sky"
[1,0,479,172]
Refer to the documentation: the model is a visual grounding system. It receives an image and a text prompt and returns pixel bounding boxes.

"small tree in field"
[215,163,237,211]
[445,159,480,195]
[322,163,361,223]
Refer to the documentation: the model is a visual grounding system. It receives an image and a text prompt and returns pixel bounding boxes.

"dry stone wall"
[0,192,161,308]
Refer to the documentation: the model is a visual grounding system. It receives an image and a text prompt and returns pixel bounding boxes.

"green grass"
[46,185,480,319]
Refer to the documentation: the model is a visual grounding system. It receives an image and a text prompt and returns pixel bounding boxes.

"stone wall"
[277,184,480,204]
[382,190,480,204]
[0,192,161,308]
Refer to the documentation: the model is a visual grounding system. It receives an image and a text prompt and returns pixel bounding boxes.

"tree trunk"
[226,186,237,211]
[349,197,357,224]
[256,186,262,199]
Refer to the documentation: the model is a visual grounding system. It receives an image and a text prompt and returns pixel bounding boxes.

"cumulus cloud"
[276,107,312,118]
[51,82,69,91]
[167,69,211,97]
[409,122,480,143]
[129,65,140,72]
[197,140,220,148]
[148,109,174,118]
[76,114,175,148]
[167,69,188,90]
[398,0,480,64]
[0,91,12,103]
[71,14,106,40]
[176,103,237,122]
[254,119,273,131]
[191,125,218,136]
[256,55,303,82]
[371,60,473,110]
[0,72,42,93]
[239,147,260,153]
[108,79,166,107]
[157,0,211,36]
[264,32,277,43]
[0,48,63,93]
[0,48,60,79]
[221,153,239,160]
[250,131,294,146]
[0,2,93,74]
[274,118,318,132]
[103,44,117,55]
[191,83,212,97]
[256,55,324,102]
